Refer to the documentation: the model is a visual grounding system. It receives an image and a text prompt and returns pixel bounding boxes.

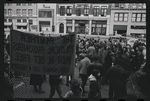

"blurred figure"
[87,56,104,98]
[105,57,130,98]
[78,54,91,95]
[87,42,96,62]
[64,79,83,98]
[30,74,45,94]
[49,75,63,98]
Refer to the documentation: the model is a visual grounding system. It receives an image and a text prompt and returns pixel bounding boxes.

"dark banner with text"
[10,30,76,75]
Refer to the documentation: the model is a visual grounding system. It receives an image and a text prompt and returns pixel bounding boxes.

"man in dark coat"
[105,57,130,98]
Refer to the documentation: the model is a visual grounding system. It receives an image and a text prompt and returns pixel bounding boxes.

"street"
[13,66,136,98]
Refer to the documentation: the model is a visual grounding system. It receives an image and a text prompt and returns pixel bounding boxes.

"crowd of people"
[4,33,149,99]
[75,35,148,98]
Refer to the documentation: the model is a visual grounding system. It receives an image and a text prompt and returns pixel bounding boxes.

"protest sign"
[10,30,76,75]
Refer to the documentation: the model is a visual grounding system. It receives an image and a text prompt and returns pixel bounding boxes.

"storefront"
[91,20,107,35]
[75,20,89,34]
[113,25,127,36]
[39,21,50,32]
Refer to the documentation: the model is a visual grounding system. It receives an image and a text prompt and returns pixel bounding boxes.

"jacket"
[78,57,91,75]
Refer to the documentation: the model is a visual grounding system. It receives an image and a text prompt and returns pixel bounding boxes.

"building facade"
[4,3,38,36]
[110,3,146,37]
[37,3,56,35]
[56,3,111,35]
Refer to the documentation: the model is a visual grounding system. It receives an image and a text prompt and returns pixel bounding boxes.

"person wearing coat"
[78,54,91,95]
[105,57,130,98]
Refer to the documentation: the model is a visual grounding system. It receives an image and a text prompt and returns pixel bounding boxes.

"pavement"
[13,66,141,98]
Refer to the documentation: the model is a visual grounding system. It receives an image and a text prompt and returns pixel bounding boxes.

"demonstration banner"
[10,30,76,75]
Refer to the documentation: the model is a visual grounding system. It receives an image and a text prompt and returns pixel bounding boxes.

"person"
[105,57,130,98]
[103,50,113,75]
[49,75,63,98]
[64,79,83,98]
[98,46,107,65]
[30,74,45,94]
[87,42,96,62]
[87,56,104,98]
[78,54,91,95]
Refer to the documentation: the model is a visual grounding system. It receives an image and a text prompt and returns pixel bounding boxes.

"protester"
[64,79,83,98]
[30,74,45,94]
[105,57,130,98]
[49,75,63,98]
[78,54,91,95]
[88,69,101,98]
[87,56,104,98]
[87,42,96,62]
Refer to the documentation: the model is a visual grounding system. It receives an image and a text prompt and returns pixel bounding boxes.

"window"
[28,9,33,16]
[17,19,21,23]
[16,3,21,6]
[22,26,27,29]
[142,13,146,22]
[93,6,99,16]
[115,3,119,7]
[4,19,7,22]
[60,6,65,16]
[29,19,33,25]
[39,10,52,18]
[91,21,107,35]
[28,3,32,6]
[22,9,27,16]
[131,26,146,29]
[16,9,21,15]
[66,6,72,16]
[66,20,72,33]
[22,3,26,6]
[76,6,81,16]
[101,6,107,16]
[59,23,64,33]
[84,6,89,16]
[8,9,12,15]
[17,26,21,29]
[23,19,27,23]
[114,13,128,22]
[8,19,12,22]
[4,9,7,15]
[132,13,146,22]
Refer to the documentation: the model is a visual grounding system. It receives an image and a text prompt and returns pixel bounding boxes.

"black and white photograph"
[4,3,149,99]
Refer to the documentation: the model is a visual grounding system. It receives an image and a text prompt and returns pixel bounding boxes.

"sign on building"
[10,30,76,75]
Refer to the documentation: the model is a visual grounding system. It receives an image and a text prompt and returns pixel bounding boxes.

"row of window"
[114,13,146,22]
[60,6,108,16]
[4,9,33,16]
[4,19,27,23]
[39,11,52,18]
[4,3,32,6]
[114,3,146,9]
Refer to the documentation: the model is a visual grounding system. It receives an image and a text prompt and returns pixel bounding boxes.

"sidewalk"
[13,66,139,98]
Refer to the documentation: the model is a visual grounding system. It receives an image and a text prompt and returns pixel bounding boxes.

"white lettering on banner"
[11,30,76,75]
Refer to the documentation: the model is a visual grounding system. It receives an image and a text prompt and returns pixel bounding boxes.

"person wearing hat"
[64,79,83,98]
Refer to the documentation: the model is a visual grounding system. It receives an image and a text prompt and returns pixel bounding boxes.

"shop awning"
[4,22,12,26]
[16,23,27,26]
[114,25,127,30]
